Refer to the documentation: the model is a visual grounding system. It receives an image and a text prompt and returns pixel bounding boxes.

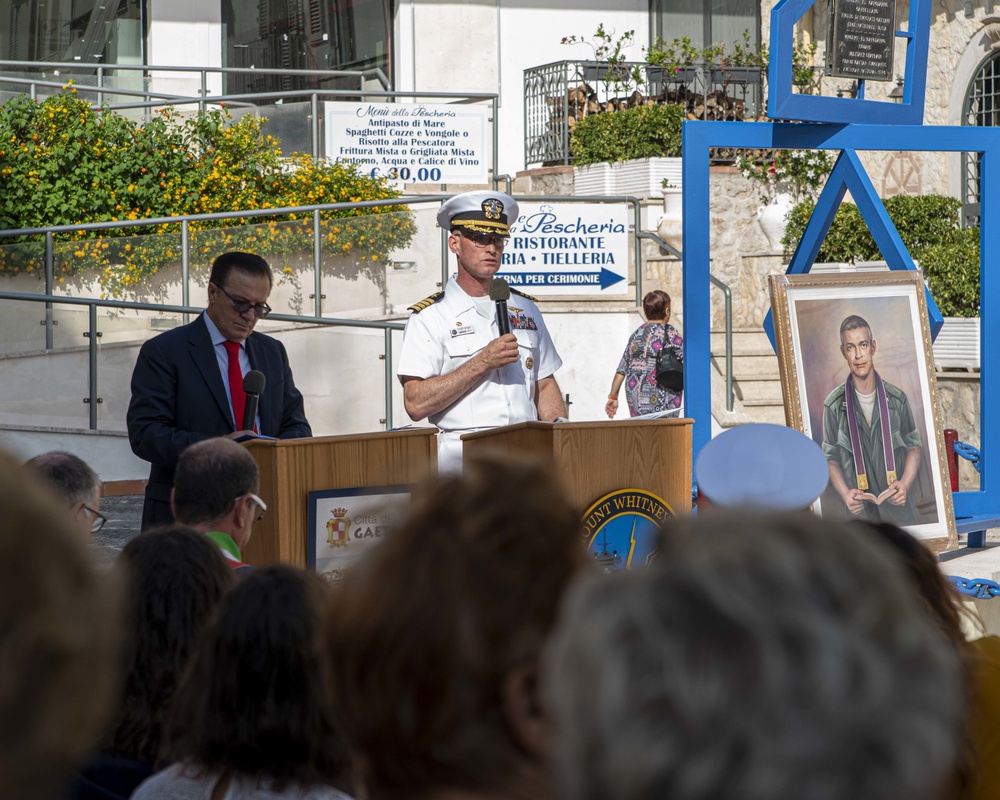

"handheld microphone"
[242,370,266,432]
[489,277,511,335]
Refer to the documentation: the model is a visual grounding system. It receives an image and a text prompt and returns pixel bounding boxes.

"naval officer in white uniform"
[397,190,566,470]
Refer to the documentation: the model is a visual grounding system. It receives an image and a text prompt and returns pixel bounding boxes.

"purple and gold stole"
[844,370,896,492]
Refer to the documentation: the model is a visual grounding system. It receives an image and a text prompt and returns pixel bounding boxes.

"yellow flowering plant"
[0,91,415,297]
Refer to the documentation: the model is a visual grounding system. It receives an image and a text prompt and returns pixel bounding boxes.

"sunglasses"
[212,283,272,318]
[459,231,510,248]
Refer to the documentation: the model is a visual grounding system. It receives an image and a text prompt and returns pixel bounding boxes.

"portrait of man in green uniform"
[822,314,922,525]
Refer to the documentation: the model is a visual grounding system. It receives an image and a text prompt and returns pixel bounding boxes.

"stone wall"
[640,168,777,330]
[938,374,982,491]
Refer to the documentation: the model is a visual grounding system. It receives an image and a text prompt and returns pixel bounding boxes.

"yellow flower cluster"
[0,93,415,298]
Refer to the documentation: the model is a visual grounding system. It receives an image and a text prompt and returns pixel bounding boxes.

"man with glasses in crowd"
[398,191,565,470]
[24,450,106,538]
[171,437,265,573]
[128,251,311,529]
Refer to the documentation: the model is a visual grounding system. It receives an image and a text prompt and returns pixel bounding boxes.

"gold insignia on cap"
[482,198,503,220]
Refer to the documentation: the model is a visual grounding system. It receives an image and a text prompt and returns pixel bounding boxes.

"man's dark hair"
[164,565,348,788]
[109,526,233,764]
[24,451,100,506]
[209,251,274,290]
[840,314,873,346]
[173,439,260,526]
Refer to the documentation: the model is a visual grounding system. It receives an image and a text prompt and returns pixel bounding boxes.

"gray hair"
[544,512,963,800]
[24,451,100,507]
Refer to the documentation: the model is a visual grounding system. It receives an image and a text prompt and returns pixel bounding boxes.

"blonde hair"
[1,448,121,800]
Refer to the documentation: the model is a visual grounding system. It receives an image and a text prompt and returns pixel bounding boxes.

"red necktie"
[224,340,248,431]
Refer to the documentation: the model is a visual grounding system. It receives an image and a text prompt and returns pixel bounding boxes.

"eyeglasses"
[459,231,509,249]
[248,492,268,522]
[83,505,108,534]
[212,283,272,318]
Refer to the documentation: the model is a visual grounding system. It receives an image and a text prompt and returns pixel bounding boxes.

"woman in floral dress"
[605,290,684,418]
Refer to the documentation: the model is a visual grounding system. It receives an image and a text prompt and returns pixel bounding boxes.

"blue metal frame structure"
[767,0,930,124]
[682,122,1000,528]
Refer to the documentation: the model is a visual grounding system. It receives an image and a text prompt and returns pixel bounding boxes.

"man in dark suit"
[128,252,311,529]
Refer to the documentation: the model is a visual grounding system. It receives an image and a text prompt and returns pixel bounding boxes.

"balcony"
[524,59,766,168]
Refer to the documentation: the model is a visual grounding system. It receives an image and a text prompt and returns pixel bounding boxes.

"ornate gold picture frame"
[768,271,957,551]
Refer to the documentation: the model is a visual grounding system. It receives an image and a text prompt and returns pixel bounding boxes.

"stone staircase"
[710,328,786,427]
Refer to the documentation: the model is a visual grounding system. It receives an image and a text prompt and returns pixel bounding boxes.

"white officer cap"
[695,423,830,511]
[436,190,519,237]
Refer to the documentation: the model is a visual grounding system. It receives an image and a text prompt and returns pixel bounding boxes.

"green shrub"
[920,228,980,317]
[782,194,979,318]
[570,103,684,165]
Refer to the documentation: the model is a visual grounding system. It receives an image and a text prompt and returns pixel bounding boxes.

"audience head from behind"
[545,512,965,800]
[136,566,348,799]
[24,450,104,538]
[0,447,121,800]
[324,451,589,800]
[171,437,264,569]
[97,527,232,778]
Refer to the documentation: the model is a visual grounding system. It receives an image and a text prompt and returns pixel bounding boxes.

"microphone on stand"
[242,370,266,432]
[489,277,511,335]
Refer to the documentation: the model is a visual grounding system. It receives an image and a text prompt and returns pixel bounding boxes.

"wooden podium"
[241,428,438,567]
[461,419,693,515]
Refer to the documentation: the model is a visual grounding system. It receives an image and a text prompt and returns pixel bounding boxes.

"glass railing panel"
[0,300,92,429]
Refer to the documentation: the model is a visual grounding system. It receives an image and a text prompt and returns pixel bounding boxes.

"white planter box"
[574,157,683,198]
[933,316,980,371]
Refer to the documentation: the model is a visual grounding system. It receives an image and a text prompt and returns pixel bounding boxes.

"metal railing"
[0,191,735,423]
[0,195,447,338]
[0,290,404,430]
[639,230,734,412]
[0,60,391,105]
[0,72,500,166]
[524,59,766,167]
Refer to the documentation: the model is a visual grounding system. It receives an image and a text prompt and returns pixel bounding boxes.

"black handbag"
[654,328,684,392]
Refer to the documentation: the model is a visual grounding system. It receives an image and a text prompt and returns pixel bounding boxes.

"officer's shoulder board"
[511,288,539,303]
[408,292,444,313]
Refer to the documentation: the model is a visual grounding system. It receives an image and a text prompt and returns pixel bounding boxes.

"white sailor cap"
[695,423,830,511]
[437,190,519,237]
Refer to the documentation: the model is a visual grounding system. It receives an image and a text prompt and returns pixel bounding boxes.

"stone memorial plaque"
[826,0,895,81]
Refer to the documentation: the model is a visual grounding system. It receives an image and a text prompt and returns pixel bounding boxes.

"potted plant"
[658,177,683,250]
[736,148,833,251]
[711,30,767,86]
[561,25,644,97]
[644,36,703,85]
[792,40,821,94]
[570,103,684,195]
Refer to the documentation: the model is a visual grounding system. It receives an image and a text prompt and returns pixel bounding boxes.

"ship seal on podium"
[582,489,674,572]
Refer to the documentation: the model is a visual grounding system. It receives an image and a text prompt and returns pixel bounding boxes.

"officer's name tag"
[450,326,475,338]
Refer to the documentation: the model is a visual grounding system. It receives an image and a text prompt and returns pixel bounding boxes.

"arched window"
[961,50,1000,225]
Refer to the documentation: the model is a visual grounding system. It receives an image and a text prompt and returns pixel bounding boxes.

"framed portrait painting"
[768,271,957,551]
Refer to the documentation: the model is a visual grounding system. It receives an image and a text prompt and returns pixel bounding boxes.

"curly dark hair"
[108,527,233,764]
[163,565,348,789]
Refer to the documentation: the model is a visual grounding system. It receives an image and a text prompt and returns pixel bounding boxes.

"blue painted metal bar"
[682,122,714,461]
[768,0,930,124]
